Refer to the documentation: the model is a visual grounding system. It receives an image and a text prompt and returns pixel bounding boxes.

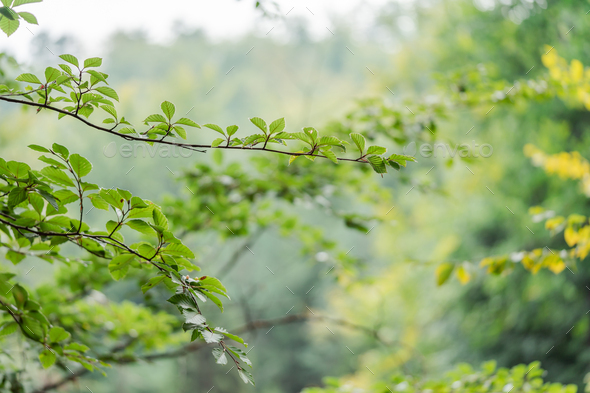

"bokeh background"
[2,0,590,392]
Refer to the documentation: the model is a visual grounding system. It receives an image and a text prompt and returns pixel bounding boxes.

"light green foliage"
[0,0,41,37]
[303,362,578,393]
[0,143,249,383]
[0,55,415,174]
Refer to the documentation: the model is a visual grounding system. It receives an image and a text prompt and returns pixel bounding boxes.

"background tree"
[1,0,589,392]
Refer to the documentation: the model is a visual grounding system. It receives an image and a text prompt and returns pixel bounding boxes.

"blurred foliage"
[1,0,590,392]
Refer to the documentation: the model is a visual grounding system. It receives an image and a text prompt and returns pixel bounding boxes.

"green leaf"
[322,149,338,164]
[387,160,401,171]
[58,63,73,75]
[87,194,109,211]
[141,275,166,294]
[243,134,265,146]
[51,143,69,158]
[238,369,255,385]
[28,192,44,213]
[64,342,89,352]
[13,0,43,6]
[227,345,252,367]
[0,6,15,20]
[350,133,366,155]
[152,208,169,229]
[387,154,417,162]
[49,326,70,343]
[212,348,228,365]
[69,153,92,178]
[40,167,74,187]
[59,54,79,69]
[269,117,285,135]
[21,314,44,340]
[83,57,102,68]
[95,86,119,101]
[367,146,387,155]
[99,188,124,210]
[183,309,207,325]
[226,125,238,136]
[38,189,59,211]
[38,155,66,169]
[200,277,227,293]
[174,117,199,128]
[44,67,61,83]
[173,125,186,139]
[144,114,167,123]
[436,263,454,286]
[249,117,268,134]
[108,254,135,281]
[6,250,25,264]
[16,73,41,84]
[211,138,225,148]
[201,329,223,344]
[162,243,195,259]
[291,132,313,145]
[99,107,117,123]
[12,284,28,308]
[167,293,198,309]
[0,322,17,337]
[198,289,224,312]
[367,156,387,174]
[0,13,19,36]
[126,219,156,236]
[88,72,107,88]
[161,101,175,120]
[7,160,31,177]
[39,349,56,369]
[17,11,36,24]
[204,123,225,136]
[8,187,27,208]
[214,327,245,345]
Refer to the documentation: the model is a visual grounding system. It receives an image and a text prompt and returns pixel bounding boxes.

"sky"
[0,0,394,62]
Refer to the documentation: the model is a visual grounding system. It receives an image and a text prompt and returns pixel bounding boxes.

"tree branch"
[0,96,368,164]
[32,312,406,392]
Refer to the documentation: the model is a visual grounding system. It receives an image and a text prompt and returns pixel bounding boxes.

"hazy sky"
[0,0,393,62]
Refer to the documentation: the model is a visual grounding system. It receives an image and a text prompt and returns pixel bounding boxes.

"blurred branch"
[34,311,416,392]
[216,227,265,279]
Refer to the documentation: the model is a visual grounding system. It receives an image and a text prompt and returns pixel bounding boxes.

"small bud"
[200,276,207,280]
